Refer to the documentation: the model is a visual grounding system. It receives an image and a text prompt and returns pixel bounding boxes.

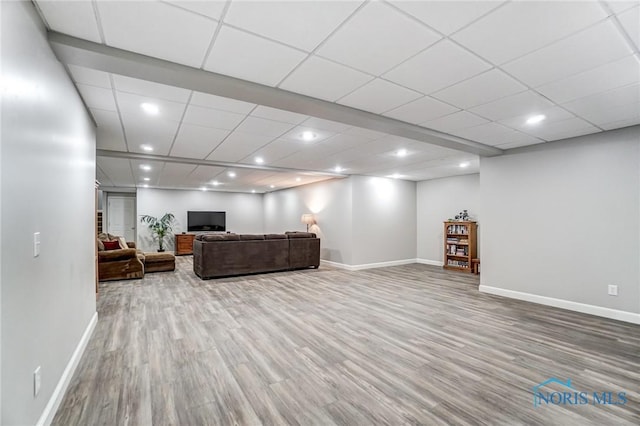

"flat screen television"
[187,211,226,232]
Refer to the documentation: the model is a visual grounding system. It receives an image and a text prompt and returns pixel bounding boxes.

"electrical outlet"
[33,232,41,257]
[34,366,41,397]
[608,285,618,296]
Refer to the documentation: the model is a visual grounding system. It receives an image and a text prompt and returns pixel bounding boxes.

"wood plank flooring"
[53,258,640,425]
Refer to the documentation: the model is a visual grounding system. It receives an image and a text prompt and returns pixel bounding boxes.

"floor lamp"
[301,214,315,232]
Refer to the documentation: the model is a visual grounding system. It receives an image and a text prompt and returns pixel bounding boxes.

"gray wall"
[136,188,264,252]
[480,126,640,314]
[264,178,353,264]
[351,176,417,265]
[1,2,97,424]
[417,174,480,263]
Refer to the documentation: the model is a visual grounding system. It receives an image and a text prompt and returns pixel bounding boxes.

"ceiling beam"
[50,32,503,157]
[97,149,349,178]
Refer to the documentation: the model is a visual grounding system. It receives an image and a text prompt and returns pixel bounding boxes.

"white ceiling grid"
[34,0,640,192]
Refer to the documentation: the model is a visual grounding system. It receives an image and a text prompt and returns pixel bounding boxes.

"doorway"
[107,195,136,242]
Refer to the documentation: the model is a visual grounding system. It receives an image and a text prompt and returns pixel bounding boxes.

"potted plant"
[140,213,176,252]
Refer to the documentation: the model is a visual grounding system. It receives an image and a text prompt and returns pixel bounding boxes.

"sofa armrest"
[98,248,138,262]
[127,242,136,249]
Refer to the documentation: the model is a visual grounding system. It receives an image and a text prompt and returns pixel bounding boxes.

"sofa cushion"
[285,231,316,239]
[200,234,240,242]
[103,240,121,250]
[117,236,128,250]
[239,234,265,241]
[98,248,137,261]
[265,234,287,240]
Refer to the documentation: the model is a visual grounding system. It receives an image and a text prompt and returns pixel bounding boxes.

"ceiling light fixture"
[140,144,153,152]
[334,166,344,173]
[228,171,236,178]
[396,149,408,157]
[200,187,208,191]
[142,184,149,188]
[301,131,317,141]
[251,189,256,193]
[143,177,150,181]
[270,185,275,189]
[459,162,470,168]
[140,164,151,171]
[296,177,301,182]
[212,181,220,186]
[255,157,264,164]
[526,114,546,125]
[390,173,401,179]
[140,102,159,115]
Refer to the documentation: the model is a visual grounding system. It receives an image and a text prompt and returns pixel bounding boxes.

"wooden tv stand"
[175,233,196,255]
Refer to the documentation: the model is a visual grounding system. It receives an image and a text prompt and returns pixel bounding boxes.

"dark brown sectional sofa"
[193,232,320,279]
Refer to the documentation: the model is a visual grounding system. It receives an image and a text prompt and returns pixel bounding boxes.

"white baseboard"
[321,258,417,271]
[415,258,444,267]
[37,311,98,426]
[479,285,640,325]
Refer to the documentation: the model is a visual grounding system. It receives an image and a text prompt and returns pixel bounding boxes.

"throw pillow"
[96,239,105,251]
[103,240,120,251]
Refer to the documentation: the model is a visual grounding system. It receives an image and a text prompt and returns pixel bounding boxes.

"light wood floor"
[53,258,639,425]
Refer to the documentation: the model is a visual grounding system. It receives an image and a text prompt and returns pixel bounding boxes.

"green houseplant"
[140,213,176,252]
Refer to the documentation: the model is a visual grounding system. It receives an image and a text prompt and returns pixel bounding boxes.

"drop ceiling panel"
[234,116,295,137]
[516,117,600,142]
[204,26,307,87]
[189,165,229,184]
[605,1,638,14]
[536,55,640,104]
[35,1,102,43]
[182,104,246,130]
[207,131,275,162]
[91,109,127,151]
[115,91,187,122]
[190,92,256,114]
[383,96,459,124]
[383,40,491,94]
[247,138,304,164]
[76,84,117,111]
[502,21,633,88]
[280,126,336,144]
[157,162,198,186]
[338,78,422,114]
[112,75,191,103]
[97,157,135,187]
[120,115,180,156]
[617,6,640,50]
[67,65,111,89]
[170,124,230,159]
[431,69,527,110]
[279,56,374,102]
[599,116,640,130]
[96,166,114,187]
[422,111,490,132]
[316,1,441,75]
[451,1,606,64]
[165,1,226,20]
[97,1,217,67]
[389,0,505,36]
[468,90,556,122]
[452,122,543,147]
[562,83,640,124]
[301,117,353,134]
[250,106,309,125]
[224,1,362,52]
[498,106,576,133]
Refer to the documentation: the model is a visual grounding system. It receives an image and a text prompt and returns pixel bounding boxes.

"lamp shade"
[301,214,315,225]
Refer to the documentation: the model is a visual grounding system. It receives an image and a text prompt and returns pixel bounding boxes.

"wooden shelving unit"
[443,221,477,273]
[175,233,196,255]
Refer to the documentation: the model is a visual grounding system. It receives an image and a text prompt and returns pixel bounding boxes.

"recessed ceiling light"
[301,131,317,141]
[255,157,264,164]
[251,189,256,193]
[526,114,546,125]
[142,184,149,188]
[296,177,301,182]
[212,181,220,186]
[396,149,408,157]
[459,162,470,168]
[143,177,150,181]
[270,184,275,189]
[140,102,159,115]
[334,166,344,173]
[200,187,207,191]
[227,171,236,178]
[140,144,153,152]
[390,173,401,179]
[140,164,151,171]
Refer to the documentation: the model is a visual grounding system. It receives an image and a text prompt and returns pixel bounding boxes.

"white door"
[107,196,136,241]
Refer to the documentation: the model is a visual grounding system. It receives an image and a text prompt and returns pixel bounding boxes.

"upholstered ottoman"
[144,252,176,273]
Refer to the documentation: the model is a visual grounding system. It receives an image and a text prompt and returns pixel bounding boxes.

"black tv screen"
[187,211,226,232]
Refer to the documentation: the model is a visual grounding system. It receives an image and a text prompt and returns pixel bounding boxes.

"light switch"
[34,232,40,257]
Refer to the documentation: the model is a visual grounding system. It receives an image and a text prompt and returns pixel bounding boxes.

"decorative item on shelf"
[301,213,316,232]
[140,213,176,252]
[454,209,471,221]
